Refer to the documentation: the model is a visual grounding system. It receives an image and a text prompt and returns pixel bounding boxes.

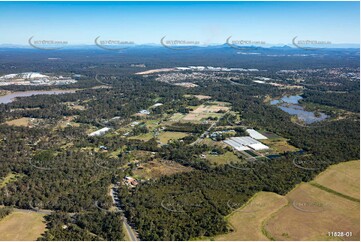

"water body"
[271,95,328,124]
[0,90,77,104]
[270,95,302,105]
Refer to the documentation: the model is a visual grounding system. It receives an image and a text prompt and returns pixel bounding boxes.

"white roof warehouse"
[224,139,251,151]
[89,127,111,137]
[246,129,268,140]
[224,136,269,151]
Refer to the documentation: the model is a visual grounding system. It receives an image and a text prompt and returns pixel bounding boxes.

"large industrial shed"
[224,139,251,151]
[224,136,269,151]
[246,129,268,140]
[89,127,111,137]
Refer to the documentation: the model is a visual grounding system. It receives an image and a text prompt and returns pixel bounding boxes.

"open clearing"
[212,160,360,241]
[64,102,86,110]
[5,117,46,128]
[183,112,223,121]
[0,211,46,241]
[183,103,230,121]
[206,151,242,166]
[5,117,33,127]
[144,119,162,130]
[261,138,299,153]
[133,159,193,180]
[215,192,288,241]
[158,131,189,144]
[169,113,185,122]
[312,160,359,199]
[128,150,156,163]
[128,132,154,142]
[57,116,80,129]
[192,104,230,113]
[193,95,211,100]
[199,138,226,148]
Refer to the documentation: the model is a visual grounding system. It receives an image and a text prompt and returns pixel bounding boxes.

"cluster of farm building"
[223,129,269,151]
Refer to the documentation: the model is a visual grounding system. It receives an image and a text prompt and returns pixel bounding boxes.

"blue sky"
[0,1,359,45]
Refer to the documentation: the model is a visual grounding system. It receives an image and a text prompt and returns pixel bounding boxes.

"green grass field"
[206,151,242,165]
[158,131,189,144]
[169,113,185,122]
[128,132,154,141]
[261,138,299,153]
[133,159,193,180]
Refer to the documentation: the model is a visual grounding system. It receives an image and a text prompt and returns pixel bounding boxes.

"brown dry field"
[0,211,46,241]
[312,160,359,199]
[5,117,46,128]
[264,182,359,241]
[5,117,31,127]
[182,113,222,121]
[193,104,230,113]
[183,104,229,121]
[68,104,86,110]
[133,113,149,117]
[212,160,360,241]
[133,159,192,180]
[215,192,288,241]
[194,95,211,100]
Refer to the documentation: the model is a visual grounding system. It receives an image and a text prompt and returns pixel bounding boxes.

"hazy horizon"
[0,1,359,46]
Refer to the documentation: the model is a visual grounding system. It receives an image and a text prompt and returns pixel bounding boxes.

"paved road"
[122,217,138,241]
[190,122,217,146]
[110,186,139,241]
